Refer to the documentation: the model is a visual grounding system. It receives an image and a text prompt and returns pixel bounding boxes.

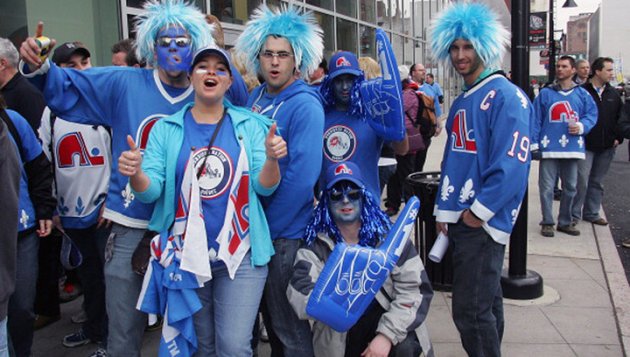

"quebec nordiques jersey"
[434,74,532,245]
[531,85,597,159]
[6,109,42,233]
[39,65,195,228]
[321,109,384,200]
[175,110,240,255]
[39,107,111,229]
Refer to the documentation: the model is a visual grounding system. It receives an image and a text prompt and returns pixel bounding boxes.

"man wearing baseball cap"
[51,42,91,70]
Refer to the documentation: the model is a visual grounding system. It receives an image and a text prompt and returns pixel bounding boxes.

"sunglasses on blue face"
[157,36,191,48]
[328,184,362,202]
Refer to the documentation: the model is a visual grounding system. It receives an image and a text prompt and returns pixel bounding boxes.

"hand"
[37,219,53,237]
[118,135,142,177]
[96,204,112,229]
[434,126,442,137]
[19,22,57,69]
[265,123,287,161]
[436,221,448,235]
[614,140,620,147]
[361,334,392,357]
[568,121,580,135]
[462,209,483,228]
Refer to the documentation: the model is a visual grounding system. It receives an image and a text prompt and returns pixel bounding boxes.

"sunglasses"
[329,185,362,202]
[157,36,191,48]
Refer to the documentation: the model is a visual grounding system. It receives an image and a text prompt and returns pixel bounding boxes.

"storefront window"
[392,33,403,68]
[359,25,376,59]
[211,0,261,25]
[313,12,335,60]
[336,0,357,18]
[360,0,376,23]
[391,0,403,33]
[306,0,333,11]
[336,18,357,53]
[403,35,413,66]
[376,0,388,28]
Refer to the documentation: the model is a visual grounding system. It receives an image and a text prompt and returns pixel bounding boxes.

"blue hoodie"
[247,79,324,240]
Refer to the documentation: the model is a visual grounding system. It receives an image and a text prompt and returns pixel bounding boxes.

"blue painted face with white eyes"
[156,26,192,72]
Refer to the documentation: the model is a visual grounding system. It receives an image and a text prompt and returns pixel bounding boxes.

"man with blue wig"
[19,1,214,356]
[431,3,532,356]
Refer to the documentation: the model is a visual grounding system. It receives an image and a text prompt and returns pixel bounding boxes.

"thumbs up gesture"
[119,135,142,177]
[20,21,56,69]
[265,123,287,161]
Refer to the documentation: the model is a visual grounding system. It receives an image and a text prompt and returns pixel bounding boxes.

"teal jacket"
[134,101,277,266]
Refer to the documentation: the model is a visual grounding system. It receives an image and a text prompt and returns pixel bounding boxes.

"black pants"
[414,137,433,173]
[386,154,416,211]
[34,229,61,317]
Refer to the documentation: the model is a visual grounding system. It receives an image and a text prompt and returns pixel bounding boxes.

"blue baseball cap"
[325,161,365,190]
[190,45,232,75]
[327,51,362,81]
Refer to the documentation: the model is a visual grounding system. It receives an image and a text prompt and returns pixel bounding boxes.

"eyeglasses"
[329,186,362,202]
[157,36,191,48]
[260,50,294,60]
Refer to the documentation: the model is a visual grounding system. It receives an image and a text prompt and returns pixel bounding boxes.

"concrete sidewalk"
[31,133,630,356]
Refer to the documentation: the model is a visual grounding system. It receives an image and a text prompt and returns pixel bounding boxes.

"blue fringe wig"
[304,188,392,247]
[234,4,323,79]
[134,0,215,67]
[429,2,509,68]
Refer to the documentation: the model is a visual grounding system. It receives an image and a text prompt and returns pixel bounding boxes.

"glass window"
[360,0,376,23]
[414,40,424,67]
[392,33,403,68]
[403,35,413,67]
[336,0,357,18]
[359,25,376,59]
[376,0,388,28]
[306,0,333,10]
[313,12,335,60]
[336,18,357,53]
[211,0,261,25]
[391,0,403,33]
[128,0,206,11]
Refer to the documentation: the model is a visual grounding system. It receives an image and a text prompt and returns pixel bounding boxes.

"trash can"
[406,171,453,291]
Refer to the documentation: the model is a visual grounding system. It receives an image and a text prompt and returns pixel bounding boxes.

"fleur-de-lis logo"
[20,209,30,228]
[122,182,135,208]
[541,135,550,148]
[75,197,85,215]
[559,134,569,147]
[459,179,475,203]
[58,196,69,215]
[577,136,584,148]
[516,89,529,109]
[441,175,455,201]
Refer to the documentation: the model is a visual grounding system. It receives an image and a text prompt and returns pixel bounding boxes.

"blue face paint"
[156,26,192,72]
[328,183,362,224]
[333,74,356,106]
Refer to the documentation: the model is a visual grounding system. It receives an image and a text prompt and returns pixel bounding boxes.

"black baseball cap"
[52,42,91,65]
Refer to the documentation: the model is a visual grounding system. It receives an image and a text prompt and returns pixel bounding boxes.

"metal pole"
[548,0,556,82]
[501,0,544,300]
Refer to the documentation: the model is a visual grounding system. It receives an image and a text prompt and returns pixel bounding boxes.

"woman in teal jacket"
[118,46,286,356]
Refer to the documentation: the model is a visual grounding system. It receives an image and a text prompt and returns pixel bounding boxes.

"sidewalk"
[31,133,630,356]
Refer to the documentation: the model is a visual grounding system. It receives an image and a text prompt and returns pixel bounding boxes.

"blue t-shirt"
[175,109,240,254]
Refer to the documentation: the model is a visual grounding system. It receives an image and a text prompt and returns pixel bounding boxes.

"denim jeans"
[104,223,146,357]
[539,159,579,227]
[8,230,39,357]
[66,224,110,343]
[0,318,8,357]
[449,220,505,357]
[193,252,267,356]
[572,148,615,222]
[261,239,314,357]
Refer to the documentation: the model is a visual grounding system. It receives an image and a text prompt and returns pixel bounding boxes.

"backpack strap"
[0,108,25,160]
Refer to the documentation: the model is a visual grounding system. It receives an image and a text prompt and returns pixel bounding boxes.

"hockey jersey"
[321,109,384,200]
[434,74,532,245]
[39,107,111,229]
[531,84,597,159]
[24,62,195,228]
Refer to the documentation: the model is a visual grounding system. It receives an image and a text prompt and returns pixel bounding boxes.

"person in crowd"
[37,41,111,352]
[574,59,590,84]
[358,56,380,80]
[1,102,55,357]
[431,3,532,356]
[120,45,285,356]
[426,73,444,104]
[386,78,422,216]
[19,2,215,356]
[409,63,442,173]
[234,5,324,355]
[308,59,328,86]
[0,109,21,357]
[111,38,133,66]
[572,57,625,226]
[615,98,630,248]
[0,38,46,131]
[288,161,434,357]
[319,50,407,202]
[532,55,597,237]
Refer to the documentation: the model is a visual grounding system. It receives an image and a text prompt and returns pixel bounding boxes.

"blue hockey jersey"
[434,74,532,245]
[531,84,597,159]
[23,62,195,228]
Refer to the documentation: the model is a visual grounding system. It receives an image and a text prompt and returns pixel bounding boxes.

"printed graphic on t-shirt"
[324,125,357,161]
[191,147,234,199]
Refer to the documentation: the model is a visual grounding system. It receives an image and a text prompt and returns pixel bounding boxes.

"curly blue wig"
[304,188,392,247]
[134,0,215,67]
[429,2,509,68]
[234,4,323,79]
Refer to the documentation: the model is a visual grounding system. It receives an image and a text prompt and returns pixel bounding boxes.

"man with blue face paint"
[18,1,214,356]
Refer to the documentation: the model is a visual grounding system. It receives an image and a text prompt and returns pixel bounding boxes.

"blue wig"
[304,188,392,247]
[320,74,366,119]
[234,4,323,79]
[134,0,215,67]
[429,2,509,68]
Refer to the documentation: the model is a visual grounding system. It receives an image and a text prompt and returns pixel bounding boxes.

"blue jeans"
[261,239,314,357]
[104,223,146,357]
[193,252,267,356]
[0,318,8,357]
[572,148,615,222]
[66,224,109,343]
[8,230,39,357]
[539,159,579,227]
[449,220,505,357]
